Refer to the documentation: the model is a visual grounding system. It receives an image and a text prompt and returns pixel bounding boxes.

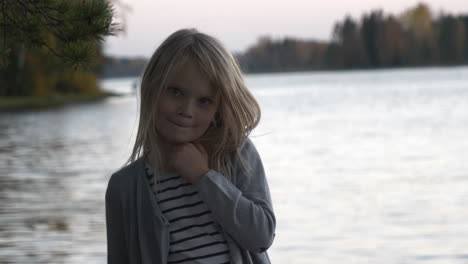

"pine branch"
[0,0,121,69]
[23,0,70,42]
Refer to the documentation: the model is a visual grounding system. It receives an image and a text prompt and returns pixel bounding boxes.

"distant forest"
[101,3,468,77]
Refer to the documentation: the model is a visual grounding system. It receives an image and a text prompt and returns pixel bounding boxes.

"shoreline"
[0,92,121,111]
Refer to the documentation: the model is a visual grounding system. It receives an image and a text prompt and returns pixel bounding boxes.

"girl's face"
[156,60,219,145]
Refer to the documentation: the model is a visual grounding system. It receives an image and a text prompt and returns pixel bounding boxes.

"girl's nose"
[178,100,194,118]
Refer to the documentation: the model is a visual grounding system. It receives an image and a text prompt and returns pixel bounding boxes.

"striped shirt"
[145,163,231,264]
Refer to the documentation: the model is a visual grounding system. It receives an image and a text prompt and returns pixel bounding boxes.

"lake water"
[1,66,468,264]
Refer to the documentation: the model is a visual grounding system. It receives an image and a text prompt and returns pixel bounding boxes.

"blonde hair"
[128,28,260,181]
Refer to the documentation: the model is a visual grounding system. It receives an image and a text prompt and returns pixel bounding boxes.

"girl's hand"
[168,142,210,184]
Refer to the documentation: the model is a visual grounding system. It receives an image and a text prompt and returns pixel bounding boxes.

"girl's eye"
[167,87,181,96]
[199,98,213,105]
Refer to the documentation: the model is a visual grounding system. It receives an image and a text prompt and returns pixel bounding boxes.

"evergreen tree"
[361,11,385,67]
[332,16,369,68]
[437,15,466,65]
[0,0,119,97]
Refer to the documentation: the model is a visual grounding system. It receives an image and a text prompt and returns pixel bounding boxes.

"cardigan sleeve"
[105,173,129,264]
[195,138,276,253]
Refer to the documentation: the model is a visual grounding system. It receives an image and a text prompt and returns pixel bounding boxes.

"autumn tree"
[399,3,436,64]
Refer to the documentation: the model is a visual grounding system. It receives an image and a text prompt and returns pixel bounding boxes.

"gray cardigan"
[105,138,276,264]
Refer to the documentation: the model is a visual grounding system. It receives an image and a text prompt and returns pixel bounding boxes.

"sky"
[104,0,468,58]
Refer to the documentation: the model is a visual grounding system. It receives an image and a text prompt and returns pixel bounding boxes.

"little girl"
[105,28,276,264]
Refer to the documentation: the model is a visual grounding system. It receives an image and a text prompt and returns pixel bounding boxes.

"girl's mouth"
[169,119,193,128]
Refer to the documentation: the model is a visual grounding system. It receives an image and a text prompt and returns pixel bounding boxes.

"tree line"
[238,3,468,72]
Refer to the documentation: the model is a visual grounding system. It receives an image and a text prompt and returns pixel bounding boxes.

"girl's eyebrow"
[202,95,216,101]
